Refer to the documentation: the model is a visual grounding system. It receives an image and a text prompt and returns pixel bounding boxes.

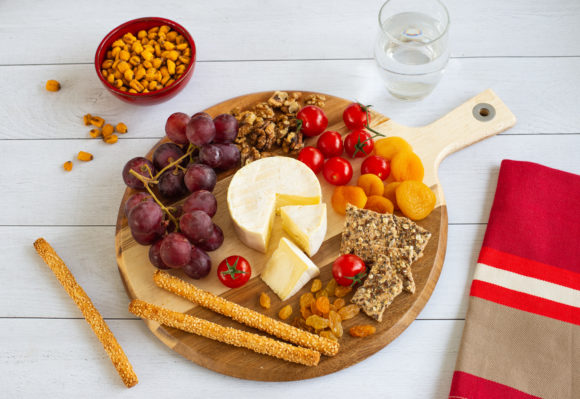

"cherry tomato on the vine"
[316,131,344,158]
[217,256,251,288]
[298,146,324,174]
[361,155,391,180]
[332,254,367,287]
[343,103,371,131]
[323,156,353,185]
[297,105,328,137]
[344,129,374,158]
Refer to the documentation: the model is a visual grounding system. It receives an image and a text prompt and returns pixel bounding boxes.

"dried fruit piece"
[365,195,394,214]
[299,292,315,310]
[349,324,376,338]
[383,182,401,210]
[116,123,128,133]
[305,315,329,330]
[333,298,345,310]
[338,304,360,320]
[334,285,352,298]
[331,185,367,215]
[45,79,61,92]
[77,151,93,162]
[319,330,338,341]
[328,310,343,338]
[104,134,118,144]
[314,296,330,315]
[278,305,292,320]
[315,289,328,299]
[396,180,436,221]
[310,279,322,293]
[301,306,312,319]
[325,278,337,297]
[374,137,412,161]
[357,173,384,197]
[310,301,321,316]
[63,161,73,171]
[259,292,271,309]
[391,151,424,182]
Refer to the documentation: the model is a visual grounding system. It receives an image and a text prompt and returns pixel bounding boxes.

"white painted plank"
[0,224,479,319]
[0,317,461,397]
[0,135,578,226]
[1,58,580,141]
[1,0,579,65]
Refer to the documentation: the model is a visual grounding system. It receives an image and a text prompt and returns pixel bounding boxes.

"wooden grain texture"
[1,0,580,65]
[115,90,514,380]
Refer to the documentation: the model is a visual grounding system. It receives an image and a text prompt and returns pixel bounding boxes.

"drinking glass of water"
[374,0,450,101]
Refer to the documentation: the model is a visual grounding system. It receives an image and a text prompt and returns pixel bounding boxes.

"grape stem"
[153,145,196,180]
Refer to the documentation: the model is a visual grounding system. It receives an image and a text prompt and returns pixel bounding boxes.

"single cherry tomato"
[361,155,391,180]
[217,256,251,288]
[332,254,367,287]
[344,129,374,158]
[323,156,353,185]
[297,105,328,137]
[298,146,324,174]
[343,103,371,131]
[316,131,344,158]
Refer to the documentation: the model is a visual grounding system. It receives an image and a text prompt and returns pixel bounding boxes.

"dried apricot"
[334,285,352,298]
[314,296,330,314]
[374,136,412,160]
[328,310,343,338]
[331,185,367,215]
[311,279,322,292]
[383,181,401,210]
[365,195,394,214]
[396,180,436,221]
[325,278,337,297]
[338,304,360,320]
[349,324,376,337]
[333,298,345,310]
[391,151,424,182]
[278,305,292,320]
[259,292,271,309]
[357,174,384,197]
[305,315,329,330]
[319,330,338,341]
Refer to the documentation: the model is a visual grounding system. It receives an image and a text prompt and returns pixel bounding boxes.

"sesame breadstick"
[153,270,339,356]
[33,238,138,388]
[128,299,320,366]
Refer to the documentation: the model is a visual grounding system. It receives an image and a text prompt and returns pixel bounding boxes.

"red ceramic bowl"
[95,17,196,105]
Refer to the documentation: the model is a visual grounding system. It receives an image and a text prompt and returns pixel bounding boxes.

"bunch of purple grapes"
[120,111,240,279]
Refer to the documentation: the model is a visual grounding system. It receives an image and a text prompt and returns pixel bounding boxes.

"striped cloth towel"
[449,160,580,399]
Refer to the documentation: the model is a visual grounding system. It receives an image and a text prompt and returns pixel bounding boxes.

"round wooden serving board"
[116,90,516,381]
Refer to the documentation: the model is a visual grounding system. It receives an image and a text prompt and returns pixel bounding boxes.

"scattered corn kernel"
[63,161,73,171]
[82,114,92,126]
[102,124,114,138]
[104,134,118,144]
[77,151,94,162]
[115,123,128,133]
[89,128,101,138]
[45,80,61,92]
[89,116,105,128]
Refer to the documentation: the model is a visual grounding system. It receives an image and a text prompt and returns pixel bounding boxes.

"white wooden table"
[1,0,579,397]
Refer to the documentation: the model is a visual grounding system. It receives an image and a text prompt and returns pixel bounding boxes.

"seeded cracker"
[351,254,403,322]
[388,247,416,294]
[392,214,431,263]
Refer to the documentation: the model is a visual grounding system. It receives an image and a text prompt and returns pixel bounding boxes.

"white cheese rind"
[227,157,322,253]
[261,237,320,300]
[280,204,327,257]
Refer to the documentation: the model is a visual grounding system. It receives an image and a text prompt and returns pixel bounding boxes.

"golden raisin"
[301,306,312,319]
[315,289,328,299]
[334,285,352,298]
[259,292,271,309]
[63,161,73,171]
[319,330,338,341]
[278,305,292,320]
[314,296,330,314]
[305,315,329,330]
[328,310,343,338]
[77,151,93,162]
[338,304,360,320]
[349,325,376,338]
[45,80,61,92]
[310,279,322,293]
[325,279,338,297]
[300,292,315,310]
[333,298,346,310]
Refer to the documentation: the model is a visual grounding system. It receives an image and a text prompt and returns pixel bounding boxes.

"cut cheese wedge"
[261,237,320,300]
[280,204,327,257]
[227,156,321,253]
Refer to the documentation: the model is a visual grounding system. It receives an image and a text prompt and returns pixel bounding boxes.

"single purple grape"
[198,224,224,252]
[184,163,217,192]
[182,190,217,217]
[132,229,162,245]
[182,246,212,279]
[160,233,192,269]
[122,157,155,190]
[199,144,222,168]
[158,168,187,199]
[214,143,240,170]
[165,112,191,144]
[149,239,170,269]
[192,112,212,120]
[124,192,153,216]
[128,201,164,235]
[213,113,238,143]
[180,210,213,244]
[186,115,216,146]
[153,143,185,171]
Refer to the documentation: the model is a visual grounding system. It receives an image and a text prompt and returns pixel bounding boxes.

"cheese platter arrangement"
[116,89,516,381]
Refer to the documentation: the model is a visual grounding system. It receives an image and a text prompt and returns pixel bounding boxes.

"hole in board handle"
[473,103,495,122]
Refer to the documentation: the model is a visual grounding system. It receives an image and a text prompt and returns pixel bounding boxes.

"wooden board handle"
[423,89,517,168]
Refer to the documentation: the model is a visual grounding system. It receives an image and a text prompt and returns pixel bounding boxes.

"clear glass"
[374,0,450,101]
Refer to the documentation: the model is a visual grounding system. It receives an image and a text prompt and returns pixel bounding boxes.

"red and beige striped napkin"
[449,160,580,399]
